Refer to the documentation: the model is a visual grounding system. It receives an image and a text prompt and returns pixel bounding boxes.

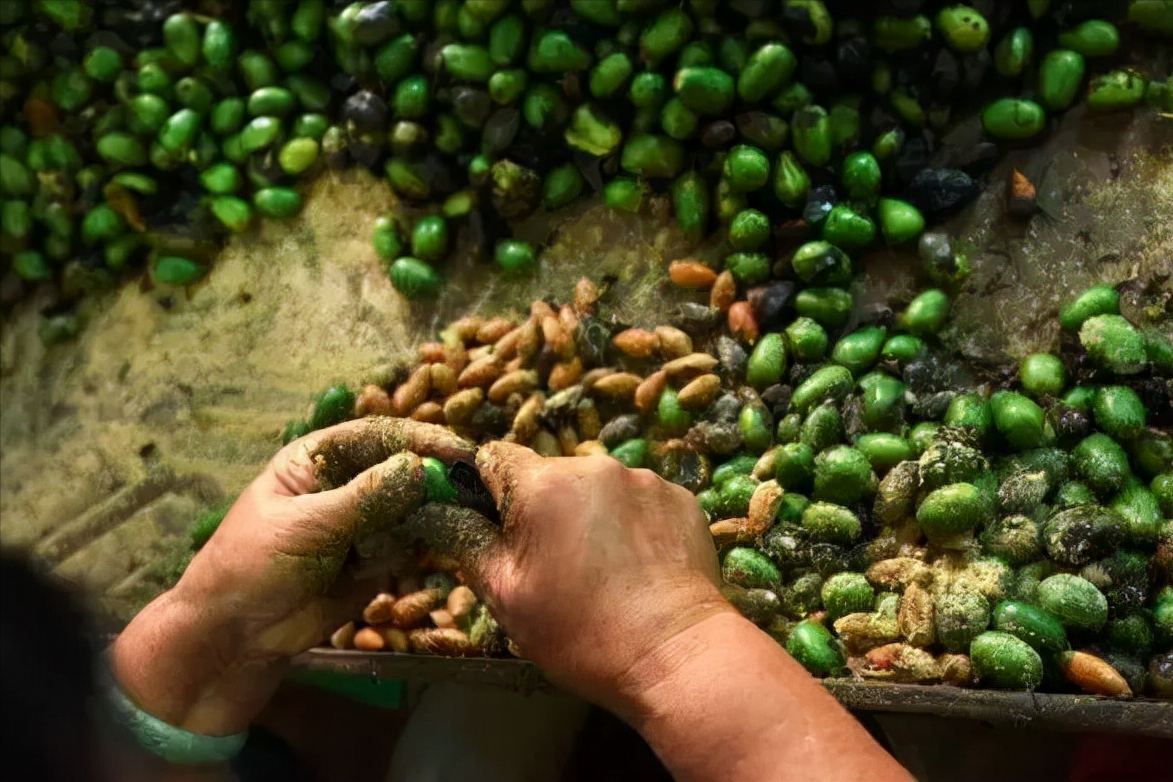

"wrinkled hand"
[404,441,734,710]
[111,417,473,736]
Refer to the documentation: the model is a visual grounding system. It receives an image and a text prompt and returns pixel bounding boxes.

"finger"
[290,452,427,559]
[275,417,476,495]
[394,504,505,595]
[474,441,546,527]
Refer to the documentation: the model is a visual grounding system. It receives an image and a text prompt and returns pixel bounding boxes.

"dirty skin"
[309,417,476,490]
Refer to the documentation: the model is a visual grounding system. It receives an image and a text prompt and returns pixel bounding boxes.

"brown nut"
[590,372,642,401]
[747,480,783,534]
[634,370,668,414]
[558,305,580,342]
[576,400,602,440]
[710,270,737,312]
[503,356,524,373]
[669,260,718,289]
[381,626,410,653]
[612,328,660,359]
[430,609,457,629]
[457,355,503,388]
[574,440,608,457]
[362,592,398,625]
[655,325,693,359]
[662,352,720,378]
[728,301,760,344]
[467,344,493,362]
[542,315,574,358]
[510,392,546,443]
[418,341,446,363]
[938,653,974,687]
[557,425,579,456]
[531,429,562,457]
[529,299,557,322]
[897,582,936,648]
[392,365,432,416]
[1057,651,1132,697]
[753,449,778,480]
[573,277,599,315]
[409,628,478,656]
[709,517,756,547]
[475,317,515,345]
[353,627,386,652]
[581,367,615,389]
[330,621,357,650]
[448,316,483,344]
[443,387,484,425]
[390,588,443,629]
[676,373,721,409]
[411,401,445,424]
[355,384,394,418]
[517,318,542,363]
[548,356,584,391]
[429,363,458,396]
[446,585,477,619]
[494,325,525,362]
[488,369,539,404]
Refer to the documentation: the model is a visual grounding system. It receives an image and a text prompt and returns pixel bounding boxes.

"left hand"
[110,417,474,738]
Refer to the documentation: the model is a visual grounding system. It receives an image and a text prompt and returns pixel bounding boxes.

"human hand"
[110,417,474,737]
[401,441,736,712]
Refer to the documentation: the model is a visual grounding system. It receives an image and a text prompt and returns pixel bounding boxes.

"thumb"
[395,503,505,595]
[474,441,547,528]
[291,452,428,556]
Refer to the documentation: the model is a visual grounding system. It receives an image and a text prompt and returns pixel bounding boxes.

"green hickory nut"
[970,631,1044,690]
[1058,20,1121,57]
[786,620,846,677]
[790,366,854,416]
[671,170,709,243]
[739,403,773,454]
[791,105,831,168]
[1037,573,1108,633]
[723,145,770,194]
[1092,386,1146,441]
[840,151,881,203]
[982,98,1046,141]
[1018,353,1067,398]
[1059,285,1119,332]
[936,5,990,53]
[722,547,781,591]
[543,164,584,210]
[1112,479,1164,546]
[936,589,991,652]
[494,240,536,275]
[411,215,449,263]
[211,196,253,233]
[855,433,914,474]
[1071,433,1132,497]
[821,204,876,252]
[211,98,248,136]
[830,326,886,377]
[657,388,692,431]
[898,288,949,336]
[240,116,283,154]
[994,27,1034,78]
[604,177,646,213]
[796,288,853,329]
[737,42,797,104]
[917,482,988,544]
[95,134,148,168]
[774,442,815,492]
[791,241,852,286]
[12,251,50,281]
[620,134,684,179]
[1106,614,1154,657]
[310,385,356,431]
[254,188,302,220]
[773,150,810,208]
[660,97,698,141]
[876,198,925,245]
[746,333,786,390]
[390,257,441,299]
[718,475,759,518]
[371,217,403,261]
[375,35,420,85]
[945,392,993,438]
[589,52,633,99]
[248,86,296,117]
[713,455,759,487]
[640,8,695,66]
[821,572,874,621]
[528,30,591,73]
[991,390,1047,451]
[422,456,459,504]
[813,446,875,507]
[1086,69,1147,111]
[672,67,734,116]
[1038,49,1086,112]
[202,20,236,70]
[610,438,648,468]
[81,205,126,245]
[728,208,770,252]
[802,501,861,546]
[1079,314,1147,374]
[152,256,207,286]
[394,76,431,119]
[992,600,1069,655]
[784,317,828,363]
[490,69,529,105]
[724,252,770,286]
[1153,474,1173,518]
[873,14,932,53]
[441,43,495,82]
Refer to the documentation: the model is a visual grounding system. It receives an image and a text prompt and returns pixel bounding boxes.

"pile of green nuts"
[3,1,1172,337]
[285,256,1171,697]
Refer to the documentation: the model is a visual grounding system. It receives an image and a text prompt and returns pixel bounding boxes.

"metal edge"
[293,649,1173,737]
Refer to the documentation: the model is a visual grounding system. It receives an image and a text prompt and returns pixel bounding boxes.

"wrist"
[110,581,284,737]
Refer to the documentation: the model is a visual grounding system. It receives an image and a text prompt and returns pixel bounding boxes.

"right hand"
[424,442,736,708]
